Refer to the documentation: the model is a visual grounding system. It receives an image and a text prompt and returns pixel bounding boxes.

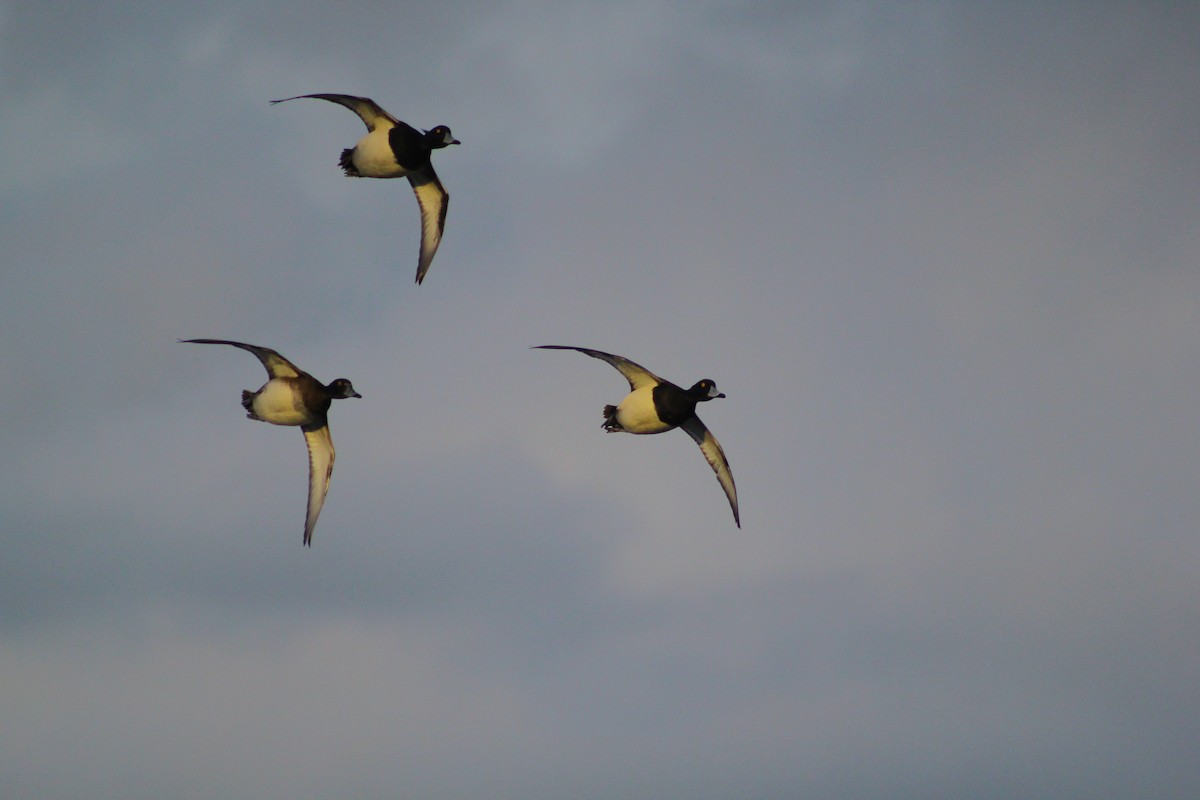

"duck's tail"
[241,390,259,419]
[339,148,360,177]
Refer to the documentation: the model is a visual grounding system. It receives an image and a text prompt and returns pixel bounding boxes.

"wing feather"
[270,93,401,132]
[534,346,662,390]
[300,423,336,546]
[408,167,449,284]
[179,339,303,379]
[680,416,740,528]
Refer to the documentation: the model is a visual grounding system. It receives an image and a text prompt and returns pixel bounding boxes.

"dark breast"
[652,384,698,427]
[387,127,432,171]
[298,379,334,415]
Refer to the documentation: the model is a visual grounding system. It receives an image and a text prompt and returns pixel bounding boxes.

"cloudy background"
[3,2,1199,797]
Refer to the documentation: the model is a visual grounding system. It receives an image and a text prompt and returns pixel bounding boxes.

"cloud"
[2,2,1200,798]
[0,84,130,191]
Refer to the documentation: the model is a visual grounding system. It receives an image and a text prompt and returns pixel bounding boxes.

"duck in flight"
[271,93,459,285]
[181,339,361,546]
[535,345,740,527]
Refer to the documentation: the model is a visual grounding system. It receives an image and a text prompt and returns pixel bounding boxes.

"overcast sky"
[2,2,1199,798]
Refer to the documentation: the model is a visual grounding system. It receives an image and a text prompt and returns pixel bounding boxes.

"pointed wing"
[300,423,336,546]
[270,93,405,133]
[680,415,740,528]
[180,339,303,379]
[534,346,663,390]
[407,166,449,284]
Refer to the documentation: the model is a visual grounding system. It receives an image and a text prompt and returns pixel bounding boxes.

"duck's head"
[327,378,362,399]
[688,379,725,401]
[425,125,460,148]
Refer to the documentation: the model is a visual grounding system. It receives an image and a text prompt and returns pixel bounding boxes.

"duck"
[181,339,361,546]
[535,345,739,527]
[271,93,459,285]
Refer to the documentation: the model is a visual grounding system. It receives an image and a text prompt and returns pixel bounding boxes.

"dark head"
[327,378,362,399]
[688,379,725,402]
[425,125,460,148]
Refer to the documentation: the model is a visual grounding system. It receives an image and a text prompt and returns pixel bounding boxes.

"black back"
[388,123,434,171]
[652,383,699,427]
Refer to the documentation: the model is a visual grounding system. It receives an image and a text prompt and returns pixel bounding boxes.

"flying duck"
[271,93,459,285]
[181,339,362,546]
[535,345,740,527]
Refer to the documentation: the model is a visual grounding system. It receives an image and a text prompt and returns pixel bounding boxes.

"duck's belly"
[616,387,673,434]
[251,380,313,426]
[351,131,407,178]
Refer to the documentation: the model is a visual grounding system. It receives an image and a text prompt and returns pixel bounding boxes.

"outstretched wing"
[408,166,449,285]
[300,423,336,546]
[534,346,663,390]
[270,93,408,133]
[680,415,740,528]
[180,339,303,379]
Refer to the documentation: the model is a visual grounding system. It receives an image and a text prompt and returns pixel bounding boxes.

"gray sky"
[2,2,1199,798]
